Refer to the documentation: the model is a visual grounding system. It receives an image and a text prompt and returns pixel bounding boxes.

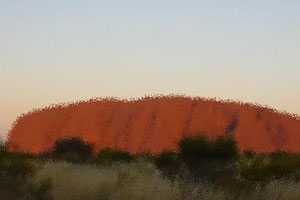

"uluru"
[7,95,300,154]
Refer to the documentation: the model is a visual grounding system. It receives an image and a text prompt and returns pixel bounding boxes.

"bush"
[238,155,272,182]
[0,151,41,200]
[178,134,238,168]
[93,148,135,164]
[178,134,212,168]
[213,135,238,160]
[266,153,300,179]
[50,137,93,163]
[238,153,300,182]
[178,134,238,178]
[154,151,181,178]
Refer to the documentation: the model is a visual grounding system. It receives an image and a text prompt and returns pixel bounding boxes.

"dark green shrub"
[50,137,94,163]
[178,134,238,162]
[238,155,272,182]
[93,148,134,164]
[239,153,300,182]
[51,137,93,156]
[212,135,238,160]
[154,151,181,178]
[178,134,212,165]
[267,153,300,179]
[178,133,238,178]
[0,152,37,200]
[178,134,214,178]
[0,154,35,180]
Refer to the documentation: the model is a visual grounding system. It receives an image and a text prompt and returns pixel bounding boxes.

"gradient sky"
[1,0,300,139]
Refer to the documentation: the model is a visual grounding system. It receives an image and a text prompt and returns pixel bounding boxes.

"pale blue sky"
[1,0,300,138]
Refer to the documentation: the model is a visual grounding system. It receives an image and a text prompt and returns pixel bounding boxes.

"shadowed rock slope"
[7,96,300,154]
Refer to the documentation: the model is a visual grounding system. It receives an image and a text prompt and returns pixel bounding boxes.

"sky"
[1,0,300,139]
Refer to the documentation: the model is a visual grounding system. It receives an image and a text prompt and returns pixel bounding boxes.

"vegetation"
[178,134,238,179]
[93,148,135,164]
[0,141,51,200]
[154,151,181,178]
[1,134,300,200]
[48,137,93,163]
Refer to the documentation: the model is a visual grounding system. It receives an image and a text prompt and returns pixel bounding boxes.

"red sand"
[7,96,300,154]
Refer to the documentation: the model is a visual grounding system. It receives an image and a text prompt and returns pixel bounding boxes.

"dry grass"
[28,160,300,200]
[31,161,180,200]
[239,179,300,200]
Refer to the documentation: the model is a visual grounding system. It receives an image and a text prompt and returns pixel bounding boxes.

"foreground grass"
[2,158,300,200]
[2,136,300,200]
[32,161,180,200]
[34,161,300,200]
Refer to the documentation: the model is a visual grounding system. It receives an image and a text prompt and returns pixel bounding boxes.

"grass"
[2,135,300,200]
[31,161,179,200]
[3,159,300,200]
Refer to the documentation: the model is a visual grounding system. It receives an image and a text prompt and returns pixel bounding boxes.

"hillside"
[7,95,300,154]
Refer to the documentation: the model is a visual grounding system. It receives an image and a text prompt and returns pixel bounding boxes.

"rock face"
[7,96,300,154]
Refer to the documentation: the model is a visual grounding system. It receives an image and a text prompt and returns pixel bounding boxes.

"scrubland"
[1,135,300,200]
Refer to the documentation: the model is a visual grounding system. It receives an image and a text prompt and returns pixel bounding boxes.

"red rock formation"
[6,96,300,154]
